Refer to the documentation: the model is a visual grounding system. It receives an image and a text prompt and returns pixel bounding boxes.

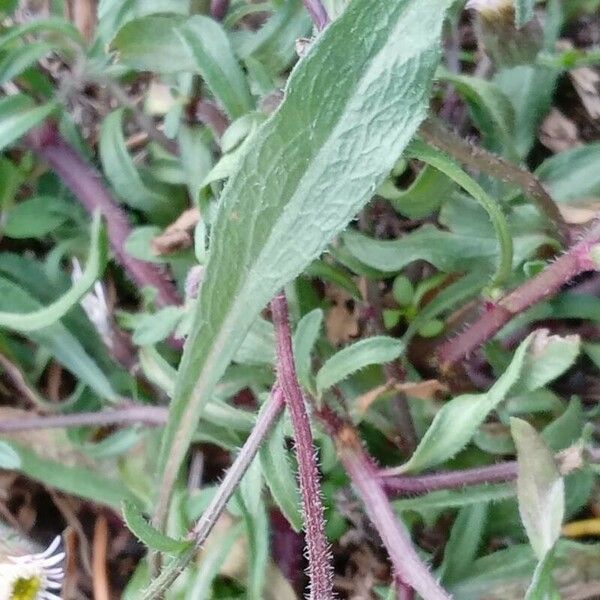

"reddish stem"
[303,0,330,31]
[24,123,181,307]
[317,406,450,600]
[210,0,230,20]
[271,293,333,600]
[437,221,600,369]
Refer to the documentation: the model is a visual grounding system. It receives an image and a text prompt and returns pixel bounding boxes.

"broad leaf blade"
[158,0,454,489]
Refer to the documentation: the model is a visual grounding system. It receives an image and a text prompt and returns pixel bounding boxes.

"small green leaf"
[177,16,253,119]
[406,138,513,287]
[132,306,184,346]
[392,275,414,306]
[399,335,532,473]
[0,440,21,469]
[524,551,560,600]
[292,308,324,390]
[0,42,54,85]
[439,504,488,585]
[0,212,107,332]
[511,418,564,561]
[111,15,193,73]
[122,500,191,554]
[417,318,444,338]
[316,336,402,395]
[0,17,83,50]
[3,195,72,239]
[260,413,303,531]
[0,95,57,153]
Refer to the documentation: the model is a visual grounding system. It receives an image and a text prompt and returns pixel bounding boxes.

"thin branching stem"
[317,405,451,600]
[143,388,285,598]
[271,292,334,600]
[419,116,571,245]
[24,123,181,307]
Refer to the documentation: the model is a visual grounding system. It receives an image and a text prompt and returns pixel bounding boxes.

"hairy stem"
[419,116,570,245]
[317,406,450,600]
[380,442,596,495]
[271,292,333,600]
[437,221,600,368]
[302,0,330,31]
[143,388,285,598]
[24,123,181,307]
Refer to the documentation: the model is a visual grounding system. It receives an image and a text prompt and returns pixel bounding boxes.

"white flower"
[0,536,64,600]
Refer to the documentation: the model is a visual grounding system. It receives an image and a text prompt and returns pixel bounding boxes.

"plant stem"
[210,0,230,20]
[302,0,330,31]
[380,443,597,495]
[142,388,285,599]
[317,405,450,600]
[0,406,168,432]
[24,123,181,307]
[419,116,571,245]
[271,292,333,600]
[437,221,599,369]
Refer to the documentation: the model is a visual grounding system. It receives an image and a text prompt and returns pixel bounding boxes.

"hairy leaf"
[158,0,454,498]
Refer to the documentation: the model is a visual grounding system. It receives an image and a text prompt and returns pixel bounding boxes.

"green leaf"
[132,306,184,346]
[177,16,253,119]
[511,418,564,561]
[1,441,136,508]
[524,551,560,600]
[260,412,303,532]
[292,308,324,390]
[405,139,513,287]
[122,500,191,554]
[0,17,84,50]
[316,336,403,395]
[0,440,21,469]
[3,195,73,238]
[542,398,584,452]
[438,70,516,157]
[398,335,532,473]
[535,143,600,203]
[158,0,454,488]
[384,163,455,219]
[0,42,54,85]
[439,504,488,585]
[0,277,117,401]
[99,108,182,223]
[0,212,107,332]
[514,0,535,26]
[0,94,57,153]
[111,15,193,73]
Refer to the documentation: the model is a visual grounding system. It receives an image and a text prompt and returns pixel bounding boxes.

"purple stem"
[302,0,330,31]
[437,223,599,369]
[317,406,450,600]
[143,388,286,598]
[24,123,181,307]
[381,462,518,495]
[210,0,230,20]
[0,406,169,432]
[271,292,333,600]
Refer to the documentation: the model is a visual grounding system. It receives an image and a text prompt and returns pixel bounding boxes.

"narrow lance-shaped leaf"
[514,0,535,27]
[316,336,403,395]
[0,212,107,332]
[157,0,455,509]
[0,95,57,153]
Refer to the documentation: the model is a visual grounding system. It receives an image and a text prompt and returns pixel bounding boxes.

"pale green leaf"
[398,335,532,473]
[525,551,560,600]
[316,336,402,395]
[514,0,535,26]
[122,500,191,554]
[177,16,253,119]
[511,418,564,561]
[0,212,107,332]
[260,413,303,532]
[292,308,324,390]
[3,195,73,239]
[0,42,54,85]
[0,95,57,153]
[158,0,454,487]
[0,440,21,469]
